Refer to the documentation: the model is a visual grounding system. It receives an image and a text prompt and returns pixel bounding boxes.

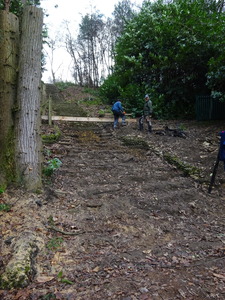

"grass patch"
[0,203,11,212]
[42,126,61,144]
[57,270,74,285]
[163,152,202,178]
[46,237,64,251]
[40,293,56,300]
[82,98,103,106]
[54,81,75,91]
[0,186,6,194]
[53,103,87,117]
[98,109,105,117]
[120,136,149,150]
[76,131,100,143]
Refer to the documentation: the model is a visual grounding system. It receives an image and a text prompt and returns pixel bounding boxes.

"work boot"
[139,116,144,131]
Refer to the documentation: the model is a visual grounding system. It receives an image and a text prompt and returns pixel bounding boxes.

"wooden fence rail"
[41,116,137,123]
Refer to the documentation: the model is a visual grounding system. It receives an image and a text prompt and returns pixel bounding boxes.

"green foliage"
[60,278,74,285]
[0,203,11,212]
[0,186,6,194]
[98,109,105,117]
[207,57,225,102]
[42,133,60,144]
[0,0,40,17]
[79,12,104,40]
[120,136,149,150]
[57,270,74,285]
[84,98,104,106]
[55,81,76,91]
[76,12,105,87]
[130,107,142,118]
[99,74,121,103]
[42,126,61,144]
[101,0,225,119]
[43,158,62,177]
[48,215,55,226]
[57,270,63,279]
[83,87,97,95]
[119,83,143,111]
[112,0,136,38]
[41,293,56,300]
[163,152,202,178]
[2,130,16,184]
[80,88,105,106]
[46,237,63,251]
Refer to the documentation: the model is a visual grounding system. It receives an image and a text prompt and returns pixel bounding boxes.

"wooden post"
[48,96,52,125]
[208,151,220,193]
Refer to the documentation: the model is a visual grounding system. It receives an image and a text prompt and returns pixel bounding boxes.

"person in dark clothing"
[111,99,126,129]
[139,94,153,132]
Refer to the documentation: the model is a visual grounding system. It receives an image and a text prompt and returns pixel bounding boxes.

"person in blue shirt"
[111,99,126,129]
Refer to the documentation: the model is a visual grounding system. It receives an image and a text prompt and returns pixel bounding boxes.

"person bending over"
[111,99,126,129]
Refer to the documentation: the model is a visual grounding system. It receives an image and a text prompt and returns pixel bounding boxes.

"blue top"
[112,101,124,113]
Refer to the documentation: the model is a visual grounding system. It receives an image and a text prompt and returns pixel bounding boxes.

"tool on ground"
[208,131,225,193]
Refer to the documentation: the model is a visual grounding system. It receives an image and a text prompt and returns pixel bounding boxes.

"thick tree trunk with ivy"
[15,6,43,190]
[0,11,19,188]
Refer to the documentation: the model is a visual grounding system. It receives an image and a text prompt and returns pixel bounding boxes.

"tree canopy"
[100,0,225,119]
[0,0,40,16]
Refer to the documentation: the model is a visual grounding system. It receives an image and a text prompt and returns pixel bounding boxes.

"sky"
[40,0,144,83]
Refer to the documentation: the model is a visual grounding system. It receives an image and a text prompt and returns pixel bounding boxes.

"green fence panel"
[195,96,225,121]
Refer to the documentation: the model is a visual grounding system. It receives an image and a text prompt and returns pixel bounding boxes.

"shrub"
[43,158,62,177]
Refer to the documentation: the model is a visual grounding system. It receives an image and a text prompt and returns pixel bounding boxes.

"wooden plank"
[41,116,137,123]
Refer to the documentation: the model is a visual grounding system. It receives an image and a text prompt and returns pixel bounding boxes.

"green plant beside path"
[43,158,62,177]
[46,237,63,251]
[57,270,74,285]
[0,203,11,212]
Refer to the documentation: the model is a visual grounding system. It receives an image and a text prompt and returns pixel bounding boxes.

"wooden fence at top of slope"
[41,92,137,124]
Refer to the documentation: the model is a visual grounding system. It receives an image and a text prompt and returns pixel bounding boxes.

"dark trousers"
[139,115,152,132]
[113,111,126,128]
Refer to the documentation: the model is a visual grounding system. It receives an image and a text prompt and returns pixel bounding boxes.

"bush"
[99,75,120,103]
[0,203,11,212]
[43,158,62,177]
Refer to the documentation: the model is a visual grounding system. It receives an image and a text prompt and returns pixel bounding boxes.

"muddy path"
[1,119,225,299]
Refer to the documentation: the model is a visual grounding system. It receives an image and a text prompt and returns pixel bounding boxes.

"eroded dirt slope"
[1,119,225,300]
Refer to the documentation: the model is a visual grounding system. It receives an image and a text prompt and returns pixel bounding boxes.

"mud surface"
[1,117,225,299]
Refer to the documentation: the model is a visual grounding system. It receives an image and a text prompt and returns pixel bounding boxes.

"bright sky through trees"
[40,0,144,82]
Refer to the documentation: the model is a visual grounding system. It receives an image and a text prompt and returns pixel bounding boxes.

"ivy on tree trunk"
[0,10,19,187]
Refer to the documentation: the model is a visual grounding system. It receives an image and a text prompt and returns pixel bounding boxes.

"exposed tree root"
[0,232,44,289]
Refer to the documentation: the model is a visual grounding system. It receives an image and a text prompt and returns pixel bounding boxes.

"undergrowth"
[43,158,62,177]
[0,203,11,212]
[42,126,61,144]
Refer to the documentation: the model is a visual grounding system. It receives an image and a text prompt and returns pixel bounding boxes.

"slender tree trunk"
[0,11,19,187]
[4,0,11,12]
[15,6,43,190]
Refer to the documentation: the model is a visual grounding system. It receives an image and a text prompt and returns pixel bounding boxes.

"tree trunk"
[4,0,11,12]
[15,6,43,190]
[0,11,19,187]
